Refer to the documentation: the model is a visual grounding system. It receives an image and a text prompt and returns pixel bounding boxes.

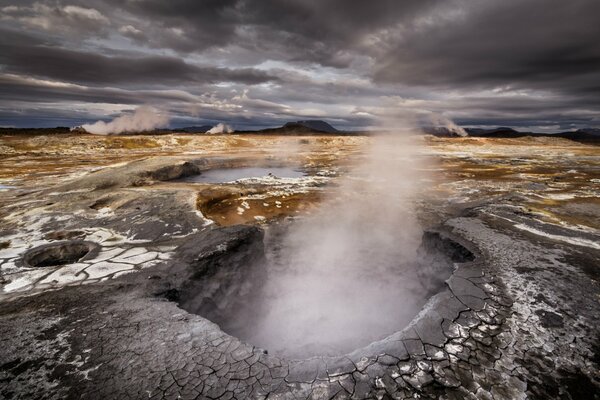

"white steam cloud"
[206,123,234,134]
[428,113,467,137]
[229,126,437,358]
[77,106,170,135]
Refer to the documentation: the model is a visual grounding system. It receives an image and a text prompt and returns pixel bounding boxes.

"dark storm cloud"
[0,28,277,86]
[230,0,442,67]
[444,95,600,130]
[0,74,206,105]
[101,0,240,52]
[0,0,599,129]
[100,0,440,60]
[374,0,600,94]
[0,1,111,37]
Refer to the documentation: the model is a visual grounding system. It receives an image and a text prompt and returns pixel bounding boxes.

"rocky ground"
[0,133,598,399]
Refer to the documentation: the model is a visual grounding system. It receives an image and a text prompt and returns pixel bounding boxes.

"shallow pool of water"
[180,167,306,183]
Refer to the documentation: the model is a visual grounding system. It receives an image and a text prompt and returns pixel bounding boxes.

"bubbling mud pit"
[177,133,475,359]
[177,225,474,359]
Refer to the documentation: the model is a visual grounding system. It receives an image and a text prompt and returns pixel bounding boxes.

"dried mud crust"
[3,209,597,400]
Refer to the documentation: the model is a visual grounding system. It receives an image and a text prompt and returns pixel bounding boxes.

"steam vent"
[1,133,599,400]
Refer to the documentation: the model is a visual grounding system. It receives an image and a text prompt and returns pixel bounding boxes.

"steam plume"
[77,106,170,135]
[228,126,435,358]
[206,123,234,134]
[427,113,467,137]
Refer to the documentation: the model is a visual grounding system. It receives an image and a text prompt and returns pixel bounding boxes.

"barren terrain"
[0,133,598,399]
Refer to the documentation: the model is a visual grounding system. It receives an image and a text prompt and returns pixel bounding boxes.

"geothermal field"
[1,1,600,399]
[0,130,598,399]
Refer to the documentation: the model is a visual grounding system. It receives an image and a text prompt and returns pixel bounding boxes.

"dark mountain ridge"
[463,127,600,142]
[176,126,213,133]
[1,123,598,144]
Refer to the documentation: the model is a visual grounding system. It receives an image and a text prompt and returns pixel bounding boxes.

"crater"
[175,226,474,359]
[22,241,99,268]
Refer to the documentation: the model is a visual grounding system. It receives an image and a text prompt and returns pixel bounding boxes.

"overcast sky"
[1,0,599,131]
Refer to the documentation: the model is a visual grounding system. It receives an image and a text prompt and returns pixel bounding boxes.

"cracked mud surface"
[0,134,599,399]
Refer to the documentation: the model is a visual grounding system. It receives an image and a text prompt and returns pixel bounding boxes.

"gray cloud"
[0,2,111,37]
[0,28,277,86]
[0,0,598,130]
[101,0,240,52]
[373,1,600,93]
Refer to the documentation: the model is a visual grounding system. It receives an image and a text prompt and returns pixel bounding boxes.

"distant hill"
[285,120,338,133]
[577,128,600,136]
[465,127,536,138]
[253,120,347,135]
[463,127,600,143]
[174,126,213,133]
[0,127,73,135]
[556,128,600,141]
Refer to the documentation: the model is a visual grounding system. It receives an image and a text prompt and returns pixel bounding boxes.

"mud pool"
[185,228,473,359]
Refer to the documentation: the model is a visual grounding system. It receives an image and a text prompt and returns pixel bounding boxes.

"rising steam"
[206,123,234,134]
[77,106,170,135]
[226,126,437,358]
[427,113,467,137]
